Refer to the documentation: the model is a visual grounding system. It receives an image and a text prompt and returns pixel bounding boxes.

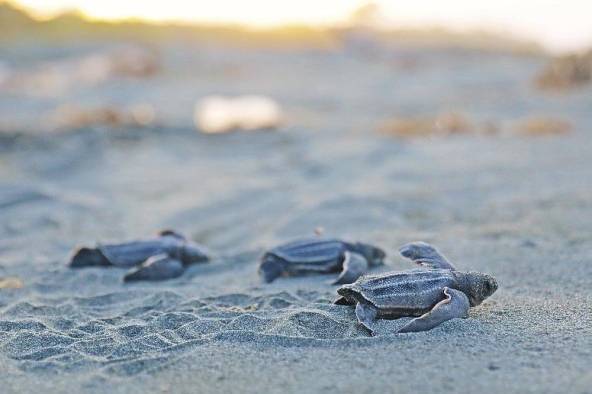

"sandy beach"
[1,40,591,393]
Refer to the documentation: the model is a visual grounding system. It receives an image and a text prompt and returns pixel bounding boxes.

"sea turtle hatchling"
[335,242,498,334]
[69,230,209,281]
[259,237,386,284]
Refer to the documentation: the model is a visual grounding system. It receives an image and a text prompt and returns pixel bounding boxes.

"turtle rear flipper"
[70,247,111,268]
[398,287,469,333]
[123,254,185,282]
[332,252,368,285]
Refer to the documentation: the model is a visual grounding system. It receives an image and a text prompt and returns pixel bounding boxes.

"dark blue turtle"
[69,230,209,281]
[259,237,385,284]
[335,242,497,335]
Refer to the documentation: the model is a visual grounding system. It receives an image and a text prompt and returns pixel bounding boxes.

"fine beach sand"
[0,45,591,393]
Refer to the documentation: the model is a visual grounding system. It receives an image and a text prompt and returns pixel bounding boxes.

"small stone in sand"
[514,116,572,136]
[129,104,156,127]
[194,95,283,134]
[535,49,592,91]
[109,46,161,78]
[0,277,24,289]
[378,112,473,138]
[0,46,160,97]
[47,103,156,131]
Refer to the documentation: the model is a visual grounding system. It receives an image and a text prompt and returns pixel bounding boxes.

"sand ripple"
[0,290,383,376]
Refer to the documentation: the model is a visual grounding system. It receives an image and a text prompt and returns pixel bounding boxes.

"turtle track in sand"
[1,289,412,377]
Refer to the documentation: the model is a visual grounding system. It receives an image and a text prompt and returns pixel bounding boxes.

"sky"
[12,0,592,53]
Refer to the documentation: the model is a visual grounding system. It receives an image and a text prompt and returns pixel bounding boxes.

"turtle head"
[459,272,498,306]
[353,243,386,266]
[159,229,186,240]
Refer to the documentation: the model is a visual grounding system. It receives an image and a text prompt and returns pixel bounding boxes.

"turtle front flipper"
[158,229,186,240]
[398,287,469,333]
[332,252,368,285]
[70,247,111,268]
[355,302,378,336]
[398,242,457,270]
[123,254,185,282]
[258,253,286,283]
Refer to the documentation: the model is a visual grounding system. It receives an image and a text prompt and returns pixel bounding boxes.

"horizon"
[7,0,592,53]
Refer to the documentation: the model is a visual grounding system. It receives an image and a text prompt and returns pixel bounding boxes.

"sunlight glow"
[11,0,592,52]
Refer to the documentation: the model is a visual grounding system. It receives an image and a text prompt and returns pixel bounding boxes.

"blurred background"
[1,0,591,252]
[1,0,591,134]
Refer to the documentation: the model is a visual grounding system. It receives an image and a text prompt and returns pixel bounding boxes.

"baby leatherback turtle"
[259,237,385,284]
[69,230,209,281]
[335,241,497,335]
